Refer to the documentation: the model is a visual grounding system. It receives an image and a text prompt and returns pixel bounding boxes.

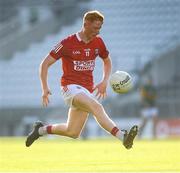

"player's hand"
[93,80,108,100]
[42,88,52,107]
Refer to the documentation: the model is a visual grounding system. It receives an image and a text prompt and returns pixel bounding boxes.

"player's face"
[85,20,103,39]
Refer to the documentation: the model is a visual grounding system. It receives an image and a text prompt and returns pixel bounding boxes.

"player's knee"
[67,131,79,139]
[70,134,79,139]
[90,101,104,114]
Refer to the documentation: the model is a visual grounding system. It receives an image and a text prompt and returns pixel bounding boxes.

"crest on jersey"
[95,48,99,55]
[73,50,81,55]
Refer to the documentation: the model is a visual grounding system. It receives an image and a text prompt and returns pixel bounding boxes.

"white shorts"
[141,107,159,118]
[61,84,93,108]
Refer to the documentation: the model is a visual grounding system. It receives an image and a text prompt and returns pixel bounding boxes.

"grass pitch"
[0,137,180,172]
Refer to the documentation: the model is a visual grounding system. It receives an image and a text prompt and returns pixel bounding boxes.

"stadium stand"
[0,0,180,135]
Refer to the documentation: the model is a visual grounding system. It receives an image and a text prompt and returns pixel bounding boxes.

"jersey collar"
[76,32,82,42]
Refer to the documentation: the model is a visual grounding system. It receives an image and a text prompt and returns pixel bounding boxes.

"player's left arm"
[94,56,112,99]
[102,56,112,82]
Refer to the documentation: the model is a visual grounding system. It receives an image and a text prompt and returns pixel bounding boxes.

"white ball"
[109,71,133,94]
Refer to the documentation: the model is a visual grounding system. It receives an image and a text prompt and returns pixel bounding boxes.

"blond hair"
[83,10,104,23]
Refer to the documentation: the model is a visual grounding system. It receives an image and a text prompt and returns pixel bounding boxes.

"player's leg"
[72,92,138,149]
[139,108,149,138]
[152,115,158,139]
[73,92,116,133]
[138,116,148,138]
[45,108,89,138]
[151,107,158,139]
[26,108,89,147]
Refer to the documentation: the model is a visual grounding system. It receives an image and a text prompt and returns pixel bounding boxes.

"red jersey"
[49,33,109,93]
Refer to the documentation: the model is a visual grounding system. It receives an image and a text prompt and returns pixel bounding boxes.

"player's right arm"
[39,55,57,107]
[40,39,65,107]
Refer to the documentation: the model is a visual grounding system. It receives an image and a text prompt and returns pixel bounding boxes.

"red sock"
[111,127,119,136]
[46,125,53,134]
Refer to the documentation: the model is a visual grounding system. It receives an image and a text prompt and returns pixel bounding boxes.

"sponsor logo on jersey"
[73,60,95,71]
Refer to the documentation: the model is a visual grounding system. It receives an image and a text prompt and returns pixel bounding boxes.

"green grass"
[0,137,180,172]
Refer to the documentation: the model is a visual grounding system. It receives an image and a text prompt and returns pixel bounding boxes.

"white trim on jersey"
[76,32,82,42]
[54,43,63,53]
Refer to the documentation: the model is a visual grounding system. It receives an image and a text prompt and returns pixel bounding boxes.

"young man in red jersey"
[26,10,138,149]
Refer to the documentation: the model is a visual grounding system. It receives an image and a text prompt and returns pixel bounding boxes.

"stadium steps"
[0,19,83,108]
[1,0,180,109]
[0,1,89,60]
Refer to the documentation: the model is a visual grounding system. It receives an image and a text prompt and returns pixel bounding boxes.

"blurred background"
[0,0,180,139]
